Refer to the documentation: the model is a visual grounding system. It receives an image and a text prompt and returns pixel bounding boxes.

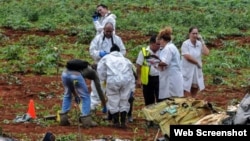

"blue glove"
[99,51,107,57]
[102,105,107,113]
[93,16,98,22]
[92,11,99,21]
[75,96,81,104]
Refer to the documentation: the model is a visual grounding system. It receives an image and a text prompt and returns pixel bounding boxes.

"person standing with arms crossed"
[181,27,209,98]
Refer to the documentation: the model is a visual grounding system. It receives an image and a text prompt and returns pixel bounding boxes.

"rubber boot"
[59,113,70,126]
[107,111,113,121]
[112,112,120,128]
[120,111,127,129]
[128,96,134,122]
[80,115,97,128]
[102,110,113,121]
[42,132,55,141]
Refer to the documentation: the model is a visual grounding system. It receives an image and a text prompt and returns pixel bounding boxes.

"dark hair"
[66,59,89,71]
[189,26,199,33]
[149,34,158,44]
[97,4,108,9]
[110,44,120,52]
[186,26,199,39]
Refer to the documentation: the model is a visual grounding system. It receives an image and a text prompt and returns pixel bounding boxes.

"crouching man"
[60,59,106,127]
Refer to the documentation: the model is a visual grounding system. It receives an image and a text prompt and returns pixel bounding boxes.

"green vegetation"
[0,0,249,43]
[1,0,248,86]
[0,0,249,95]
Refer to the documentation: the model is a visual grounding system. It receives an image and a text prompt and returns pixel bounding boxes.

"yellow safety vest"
[140,47,150,85]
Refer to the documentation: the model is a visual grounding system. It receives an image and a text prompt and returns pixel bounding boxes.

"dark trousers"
[143,75,159,106]
[127,96,134,117]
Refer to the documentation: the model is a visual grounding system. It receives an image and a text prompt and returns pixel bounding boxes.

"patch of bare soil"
[0,74,160,140]
[0,74,246,140]
[206,35,250,48]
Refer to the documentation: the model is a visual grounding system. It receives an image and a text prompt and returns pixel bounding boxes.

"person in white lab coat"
[157,26,184,101]
[92,4,116,35]
[89,22,126,63]
[89,22,126,119]
[97,44,135,128]
[181,26,209,98]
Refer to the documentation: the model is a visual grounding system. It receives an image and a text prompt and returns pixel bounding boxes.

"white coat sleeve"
[160,47,173,65]
[94,15,116,34]
[97,58,107,81]
[135,51,144,66]
[116,37,126,56]
[93,21,103,34]
[181,42,189,55]
[89,36,101,62]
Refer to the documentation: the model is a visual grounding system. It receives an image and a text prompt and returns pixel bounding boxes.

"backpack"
[66,59,89,71]
[140,47,150,85]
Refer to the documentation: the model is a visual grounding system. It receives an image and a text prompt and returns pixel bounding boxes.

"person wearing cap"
[181,26,209,98]
[92,4,116,35]
[97,44,135,128]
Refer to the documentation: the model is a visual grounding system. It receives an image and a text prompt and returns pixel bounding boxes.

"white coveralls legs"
[90,81,100,110]
[97,51,134,128]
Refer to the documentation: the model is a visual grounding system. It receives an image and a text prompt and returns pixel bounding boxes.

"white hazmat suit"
[89,33,126,110]
[97,51,135,114]
[93,11,116,35]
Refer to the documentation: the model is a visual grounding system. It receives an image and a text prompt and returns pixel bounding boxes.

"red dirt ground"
[0,28,249,140]
[0,73,247,141]
[0,75,163,140]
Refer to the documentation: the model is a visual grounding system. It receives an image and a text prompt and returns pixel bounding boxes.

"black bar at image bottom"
[170,125,250,141]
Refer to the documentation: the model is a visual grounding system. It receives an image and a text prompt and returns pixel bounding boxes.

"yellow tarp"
[142,97,217,136]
